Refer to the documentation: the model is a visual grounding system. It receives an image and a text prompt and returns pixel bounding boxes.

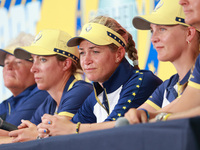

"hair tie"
[133,60,138,66]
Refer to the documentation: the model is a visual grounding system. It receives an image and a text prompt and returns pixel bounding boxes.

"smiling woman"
[141,0,200,122]
[150,25,190,62]
[147,0,200,120]
[124,0,200,124]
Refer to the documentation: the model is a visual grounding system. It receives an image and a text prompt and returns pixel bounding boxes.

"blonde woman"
[124,0,200,124]
[37,16,162,137]
[151,0,200,121]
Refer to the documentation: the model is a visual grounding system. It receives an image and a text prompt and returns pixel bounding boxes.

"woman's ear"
[115,46,125,63]
[186,26,197,42]
[63,58,72,71]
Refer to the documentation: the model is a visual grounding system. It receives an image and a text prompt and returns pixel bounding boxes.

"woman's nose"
[30,62,38,73]
[151,32,160,44]
[83,53,92,65]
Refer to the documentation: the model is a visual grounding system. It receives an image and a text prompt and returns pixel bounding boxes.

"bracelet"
[37,136,43,140]
[162,113,172,121]
[76,122,81,134]
[155,112,168,121]
[138,108,150,121]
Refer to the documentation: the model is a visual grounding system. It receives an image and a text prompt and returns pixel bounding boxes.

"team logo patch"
[154,0,164,12]
[85,24,92,32]
[33,32,42,43]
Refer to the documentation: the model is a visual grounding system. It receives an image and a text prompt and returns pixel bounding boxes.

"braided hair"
[89,16,139,69]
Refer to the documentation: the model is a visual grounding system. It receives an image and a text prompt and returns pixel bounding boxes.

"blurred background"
[0,0,176,102]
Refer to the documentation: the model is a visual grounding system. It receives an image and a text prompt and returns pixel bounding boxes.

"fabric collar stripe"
[54,48,79,62]
[107,31,126,47]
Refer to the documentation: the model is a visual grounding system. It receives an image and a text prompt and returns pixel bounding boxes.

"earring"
[187,40,190,44]
[116,59,119,63]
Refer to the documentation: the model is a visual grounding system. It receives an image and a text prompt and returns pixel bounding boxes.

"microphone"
[0,118,18,131]
[115,117,130,127]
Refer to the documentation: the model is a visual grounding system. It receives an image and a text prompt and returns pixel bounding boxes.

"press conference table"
[0,117,200,150]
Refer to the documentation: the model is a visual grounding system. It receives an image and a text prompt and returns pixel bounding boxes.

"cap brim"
[132,16,151,30]
[68,23,127,48]
[0,49,13,66]
[132,15,178,30]
[67,35,112,47]
[67,36,106,47]
[14,46,57,60]
[67,37,85,47]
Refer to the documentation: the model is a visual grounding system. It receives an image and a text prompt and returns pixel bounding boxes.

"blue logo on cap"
[154,0,164,11]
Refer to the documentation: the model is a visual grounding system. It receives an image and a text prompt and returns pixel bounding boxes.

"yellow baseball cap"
[0,32,35,66]
[0,44,33,66]
[0,49,14,66]
[67,23,127,47]
[132,0,188,30]
[14,29,79,63]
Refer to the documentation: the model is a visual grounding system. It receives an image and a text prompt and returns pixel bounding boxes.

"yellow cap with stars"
[14,29,79,63]
[132,0,188,30]
[67,23,127,48]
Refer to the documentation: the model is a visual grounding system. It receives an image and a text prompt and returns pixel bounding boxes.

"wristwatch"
[155,113,168,121]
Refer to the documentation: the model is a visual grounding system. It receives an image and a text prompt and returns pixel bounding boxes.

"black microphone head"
[0,117,3,126]
[115,117,130,127]
[0,117,18,131]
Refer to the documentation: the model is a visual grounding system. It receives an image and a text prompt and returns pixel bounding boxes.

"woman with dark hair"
[8,29,93,142]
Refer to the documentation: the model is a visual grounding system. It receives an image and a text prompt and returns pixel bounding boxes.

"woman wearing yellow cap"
[37,16,162,137]
[0,33,49,136]
[8,29,93,142]
[125,0,200,123]
[148,0,200,120]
